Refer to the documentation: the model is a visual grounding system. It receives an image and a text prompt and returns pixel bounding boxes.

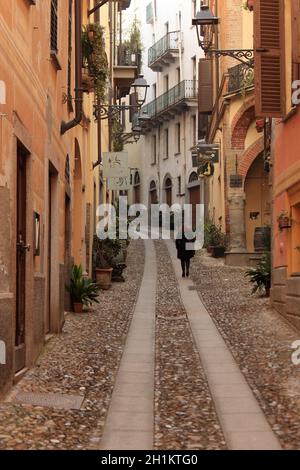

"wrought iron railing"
[228,63,254,94]
[116,46,141,68]
[148,31,181,66]
[140,80,198,119]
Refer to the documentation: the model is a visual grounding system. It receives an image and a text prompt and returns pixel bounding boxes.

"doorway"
[15,144,28,372]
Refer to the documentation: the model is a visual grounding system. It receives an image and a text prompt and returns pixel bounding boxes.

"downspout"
[109,0,114,152]
[61,0,83,135]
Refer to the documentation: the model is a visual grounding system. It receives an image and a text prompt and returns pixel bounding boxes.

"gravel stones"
[0,241,145,450]
[191,251,300,450]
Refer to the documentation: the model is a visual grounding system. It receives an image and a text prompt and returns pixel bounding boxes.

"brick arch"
[239,137,264,179]
[231,100,255,150]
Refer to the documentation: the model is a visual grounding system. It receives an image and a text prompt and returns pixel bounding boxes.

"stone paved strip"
[99,240,156,450]
[154,241,226,450]
[166,240,282,451]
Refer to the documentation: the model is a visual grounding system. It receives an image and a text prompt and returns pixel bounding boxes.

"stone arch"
[189,171,199,183]
[231,101,255,150]
[239,137,264,179]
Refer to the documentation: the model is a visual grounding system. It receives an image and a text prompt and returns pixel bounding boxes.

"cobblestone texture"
[191,251,300,450]
[154,241,226,450]
[0,241,145,450]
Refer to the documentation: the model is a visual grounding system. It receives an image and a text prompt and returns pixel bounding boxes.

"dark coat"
[175,234,196,260]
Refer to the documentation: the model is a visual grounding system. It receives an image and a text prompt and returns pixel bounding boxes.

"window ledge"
[50,51,62,71]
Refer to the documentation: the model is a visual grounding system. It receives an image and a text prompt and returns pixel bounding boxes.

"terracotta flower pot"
[96,267,113,290]
[73,302,83,313]
[247,0,254,11]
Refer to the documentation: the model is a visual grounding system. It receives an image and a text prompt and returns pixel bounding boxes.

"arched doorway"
[244,153,271,252]
[188,172,201,229]
[73,139,83,265]
[164,176,173,207]
[133,171,141,204]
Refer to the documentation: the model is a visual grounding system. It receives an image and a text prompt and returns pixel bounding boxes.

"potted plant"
[204,220,226,257]
[66,264,100,313]
[245,252,271,297]
[93,236,122,290]
[277,211,292,230]
[82,23,108,99]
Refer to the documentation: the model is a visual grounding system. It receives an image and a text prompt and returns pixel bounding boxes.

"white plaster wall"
[123,0,203,207]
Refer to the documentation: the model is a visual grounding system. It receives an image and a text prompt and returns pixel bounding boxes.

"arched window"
[189,171,198,183]
[134,172,141,204]
[164,176,173,207]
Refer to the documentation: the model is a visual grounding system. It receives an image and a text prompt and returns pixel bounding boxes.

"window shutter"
[198,58,213,114]
[254,0,286,117]
[292,0,300,81]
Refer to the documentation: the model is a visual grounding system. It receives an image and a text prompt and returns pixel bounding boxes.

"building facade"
[0,0,133,397]
[197,0,272,266]
[126,0,203,217]
[253,0,300,328]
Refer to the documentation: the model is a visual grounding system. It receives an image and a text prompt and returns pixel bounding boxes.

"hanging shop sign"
[198,161,215,177]
[103,152,129,178]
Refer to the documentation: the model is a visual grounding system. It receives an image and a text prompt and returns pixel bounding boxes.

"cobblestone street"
[1,240,299,450]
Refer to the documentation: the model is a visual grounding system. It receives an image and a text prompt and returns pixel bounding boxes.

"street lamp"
[192,5,254,67]
[192,5,219,54]
[131,75,149,107]
[94,75,149,121]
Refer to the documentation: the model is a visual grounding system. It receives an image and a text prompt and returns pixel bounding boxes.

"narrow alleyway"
[0,240,300,450]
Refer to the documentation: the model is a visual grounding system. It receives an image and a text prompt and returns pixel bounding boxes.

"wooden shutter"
[51,0,58,53]
[254,0,286,117]
[198,58,213,114]
[292,0,300,81]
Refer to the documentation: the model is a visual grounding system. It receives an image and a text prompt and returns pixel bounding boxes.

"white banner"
[103,152,129,178]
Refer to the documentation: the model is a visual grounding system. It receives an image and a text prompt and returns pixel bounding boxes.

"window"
[164,129,169,159]
[51,0,58,53]
[152,135,157,165]
[192,115,197,146]
[177,176,182,195]
[192,0,197,18]
[164,75,169,93]
[176,123,181,154]
[177,67,181,84]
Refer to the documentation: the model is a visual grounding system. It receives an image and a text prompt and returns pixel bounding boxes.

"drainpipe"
[61,0,83,135]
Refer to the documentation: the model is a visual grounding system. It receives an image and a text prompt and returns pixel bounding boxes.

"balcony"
[114,46,140,98]
[118,0,132,11]
[138,80,198,131]
[227,63,254,94]
[148,31,182,72]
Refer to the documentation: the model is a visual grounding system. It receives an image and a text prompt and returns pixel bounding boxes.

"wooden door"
[15,148,28,372]
[189,185,200,230]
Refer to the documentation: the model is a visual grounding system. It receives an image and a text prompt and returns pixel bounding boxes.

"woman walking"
[175,227,196,278]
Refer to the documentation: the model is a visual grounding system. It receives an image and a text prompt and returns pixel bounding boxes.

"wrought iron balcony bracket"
[207,49,254,68]
[93,104,140,121]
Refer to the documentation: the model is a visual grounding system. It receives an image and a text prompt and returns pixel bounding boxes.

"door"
[189,185,201,230]
[15,146,28,372]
